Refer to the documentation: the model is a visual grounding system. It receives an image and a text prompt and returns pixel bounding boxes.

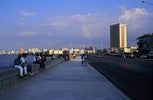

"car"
[140,55,147,58]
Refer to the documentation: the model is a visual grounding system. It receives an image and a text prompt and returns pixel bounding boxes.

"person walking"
[81,54,87,66]
[81,54,84,65]
[83,54,87,66]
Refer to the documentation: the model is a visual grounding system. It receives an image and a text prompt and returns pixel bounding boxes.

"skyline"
[0,0,153,50]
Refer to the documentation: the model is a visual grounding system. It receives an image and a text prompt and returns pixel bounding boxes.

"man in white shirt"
[21,53,34,76]
[20,53,28,76]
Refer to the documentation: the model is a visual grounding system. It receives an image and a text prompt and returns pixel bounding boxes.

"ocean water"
[0,55,34,71]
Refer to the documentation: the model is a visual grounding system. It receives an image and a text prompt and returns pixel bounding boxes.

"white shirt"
[33,56,37,62]
[20,57,26,63]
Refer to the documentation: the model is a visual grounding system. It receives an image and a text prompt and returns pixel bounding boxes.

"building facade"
[28,48,40,54]
[110,23,127,49]
[84,47,96,54]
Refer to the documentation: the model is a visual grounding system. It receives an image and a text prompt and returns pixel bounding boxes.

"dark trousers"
[40,61,45,69]
[27,65,33,73]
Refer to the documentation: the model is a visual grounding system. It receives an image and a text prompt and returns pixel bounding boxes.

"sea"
[0,55,34,71]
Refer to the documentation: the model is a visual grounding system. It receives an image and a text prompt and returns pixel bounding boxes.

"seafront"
[0,56,129,100]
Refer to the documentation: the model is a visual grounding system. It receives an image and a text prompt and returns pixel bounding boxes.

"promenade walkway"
[0,56,129,100]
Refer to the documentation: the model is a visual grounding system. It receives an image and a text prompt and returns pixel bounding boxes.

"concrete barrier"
[0,57,65,90]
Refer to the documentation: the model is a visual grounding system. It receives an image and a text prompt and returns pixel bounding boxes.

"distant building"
[48,49,54,55]
[124,47,138,53]
[69,48,80,55]
[53,49,63,55]
[8,51,16,55]
[84,47,96,54]
[48,48,67,55]
[0,50,16,55]
[42,48,48,54]
[110,23,127,50]
[28,48,40,54]
[61,47,69,51]
[80,49,85,54]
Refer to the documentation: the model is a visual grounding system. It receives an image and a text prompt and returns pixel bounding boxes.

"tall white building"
[110,23,127,49]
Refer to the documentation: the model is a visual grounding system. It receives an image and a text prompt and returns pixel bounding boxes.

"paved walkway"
[0,56,129,100]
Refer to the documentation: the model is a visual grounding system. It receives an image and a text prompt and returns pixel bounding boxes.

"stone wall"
[0,57,65,90]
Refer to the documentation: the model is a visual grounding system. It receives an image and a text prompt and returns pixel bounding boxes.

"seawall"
[0,57,65,90]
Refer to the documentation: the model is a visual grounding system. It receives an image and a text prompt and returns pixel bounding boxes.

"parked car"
[140,55,148,58]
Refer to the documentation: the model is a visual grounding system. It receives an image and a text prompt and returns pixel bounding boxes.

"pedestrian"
[14,54,27,79]
[81,54,84,65]
[33,53,40,64]
[40,53,46,69]
[83,54,87,66]
[21,53,34,76]
[33,53,45,70]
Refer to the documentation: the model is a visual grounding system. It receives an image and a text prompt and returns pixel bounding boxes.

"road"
[0,56,129,100]
[88,55,153,100]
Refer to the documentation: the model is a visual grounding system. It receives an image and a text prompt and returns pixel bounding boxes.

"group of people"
[14,53,87,78]
[33,53,46,69]
[14,53,34,79]
[14,53,46,79]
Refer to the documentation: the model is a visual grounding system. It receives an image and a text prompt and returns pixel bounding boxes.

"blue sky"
[0,0,153,50]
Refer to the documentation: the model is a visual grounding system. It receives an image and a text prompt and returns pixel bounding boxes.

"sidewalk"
[0,56,129,100]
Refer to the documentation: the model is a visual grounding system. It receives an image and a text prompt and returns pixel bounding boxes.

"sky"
[0,0,153,51]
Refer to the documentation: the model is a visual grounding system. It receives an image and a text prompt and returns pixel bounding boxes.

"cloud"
[20,11,37,17]
[71,13,97,23]
[117,7,153,46]
[46,14,101,39]
[14,10,152,49]
[72,13,92,22]
[47,16,68,30]
[71,13,105,39]
[119,8,148,21]
[19,31,36,36]
[19,10,37,25]
[118,7,150,30]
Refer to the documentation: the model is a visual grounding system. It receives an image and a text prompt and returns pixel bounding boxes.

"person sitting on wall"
[14,54,27,79]
[21,53,34,76]
[39,53,46,69]
[33,53,44,69]
[33,53,40,64]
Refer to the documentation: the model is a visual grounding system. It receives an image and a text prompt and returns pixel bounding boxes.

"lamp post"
[142,1,153,5]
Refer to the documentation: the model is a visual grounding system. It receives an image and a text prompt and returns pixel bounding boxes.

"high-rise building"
[110,23,127,49]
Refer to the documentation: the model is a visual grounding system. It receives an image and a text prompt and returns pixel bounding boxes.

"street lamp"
[142,0,153,5]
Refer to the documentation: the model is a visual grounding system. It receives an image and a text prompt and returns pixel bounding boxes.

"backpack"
[14,58,21,65]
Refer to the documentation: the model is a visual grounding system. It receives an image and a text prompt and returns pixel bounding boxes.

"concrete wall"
[0,57,65,90]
